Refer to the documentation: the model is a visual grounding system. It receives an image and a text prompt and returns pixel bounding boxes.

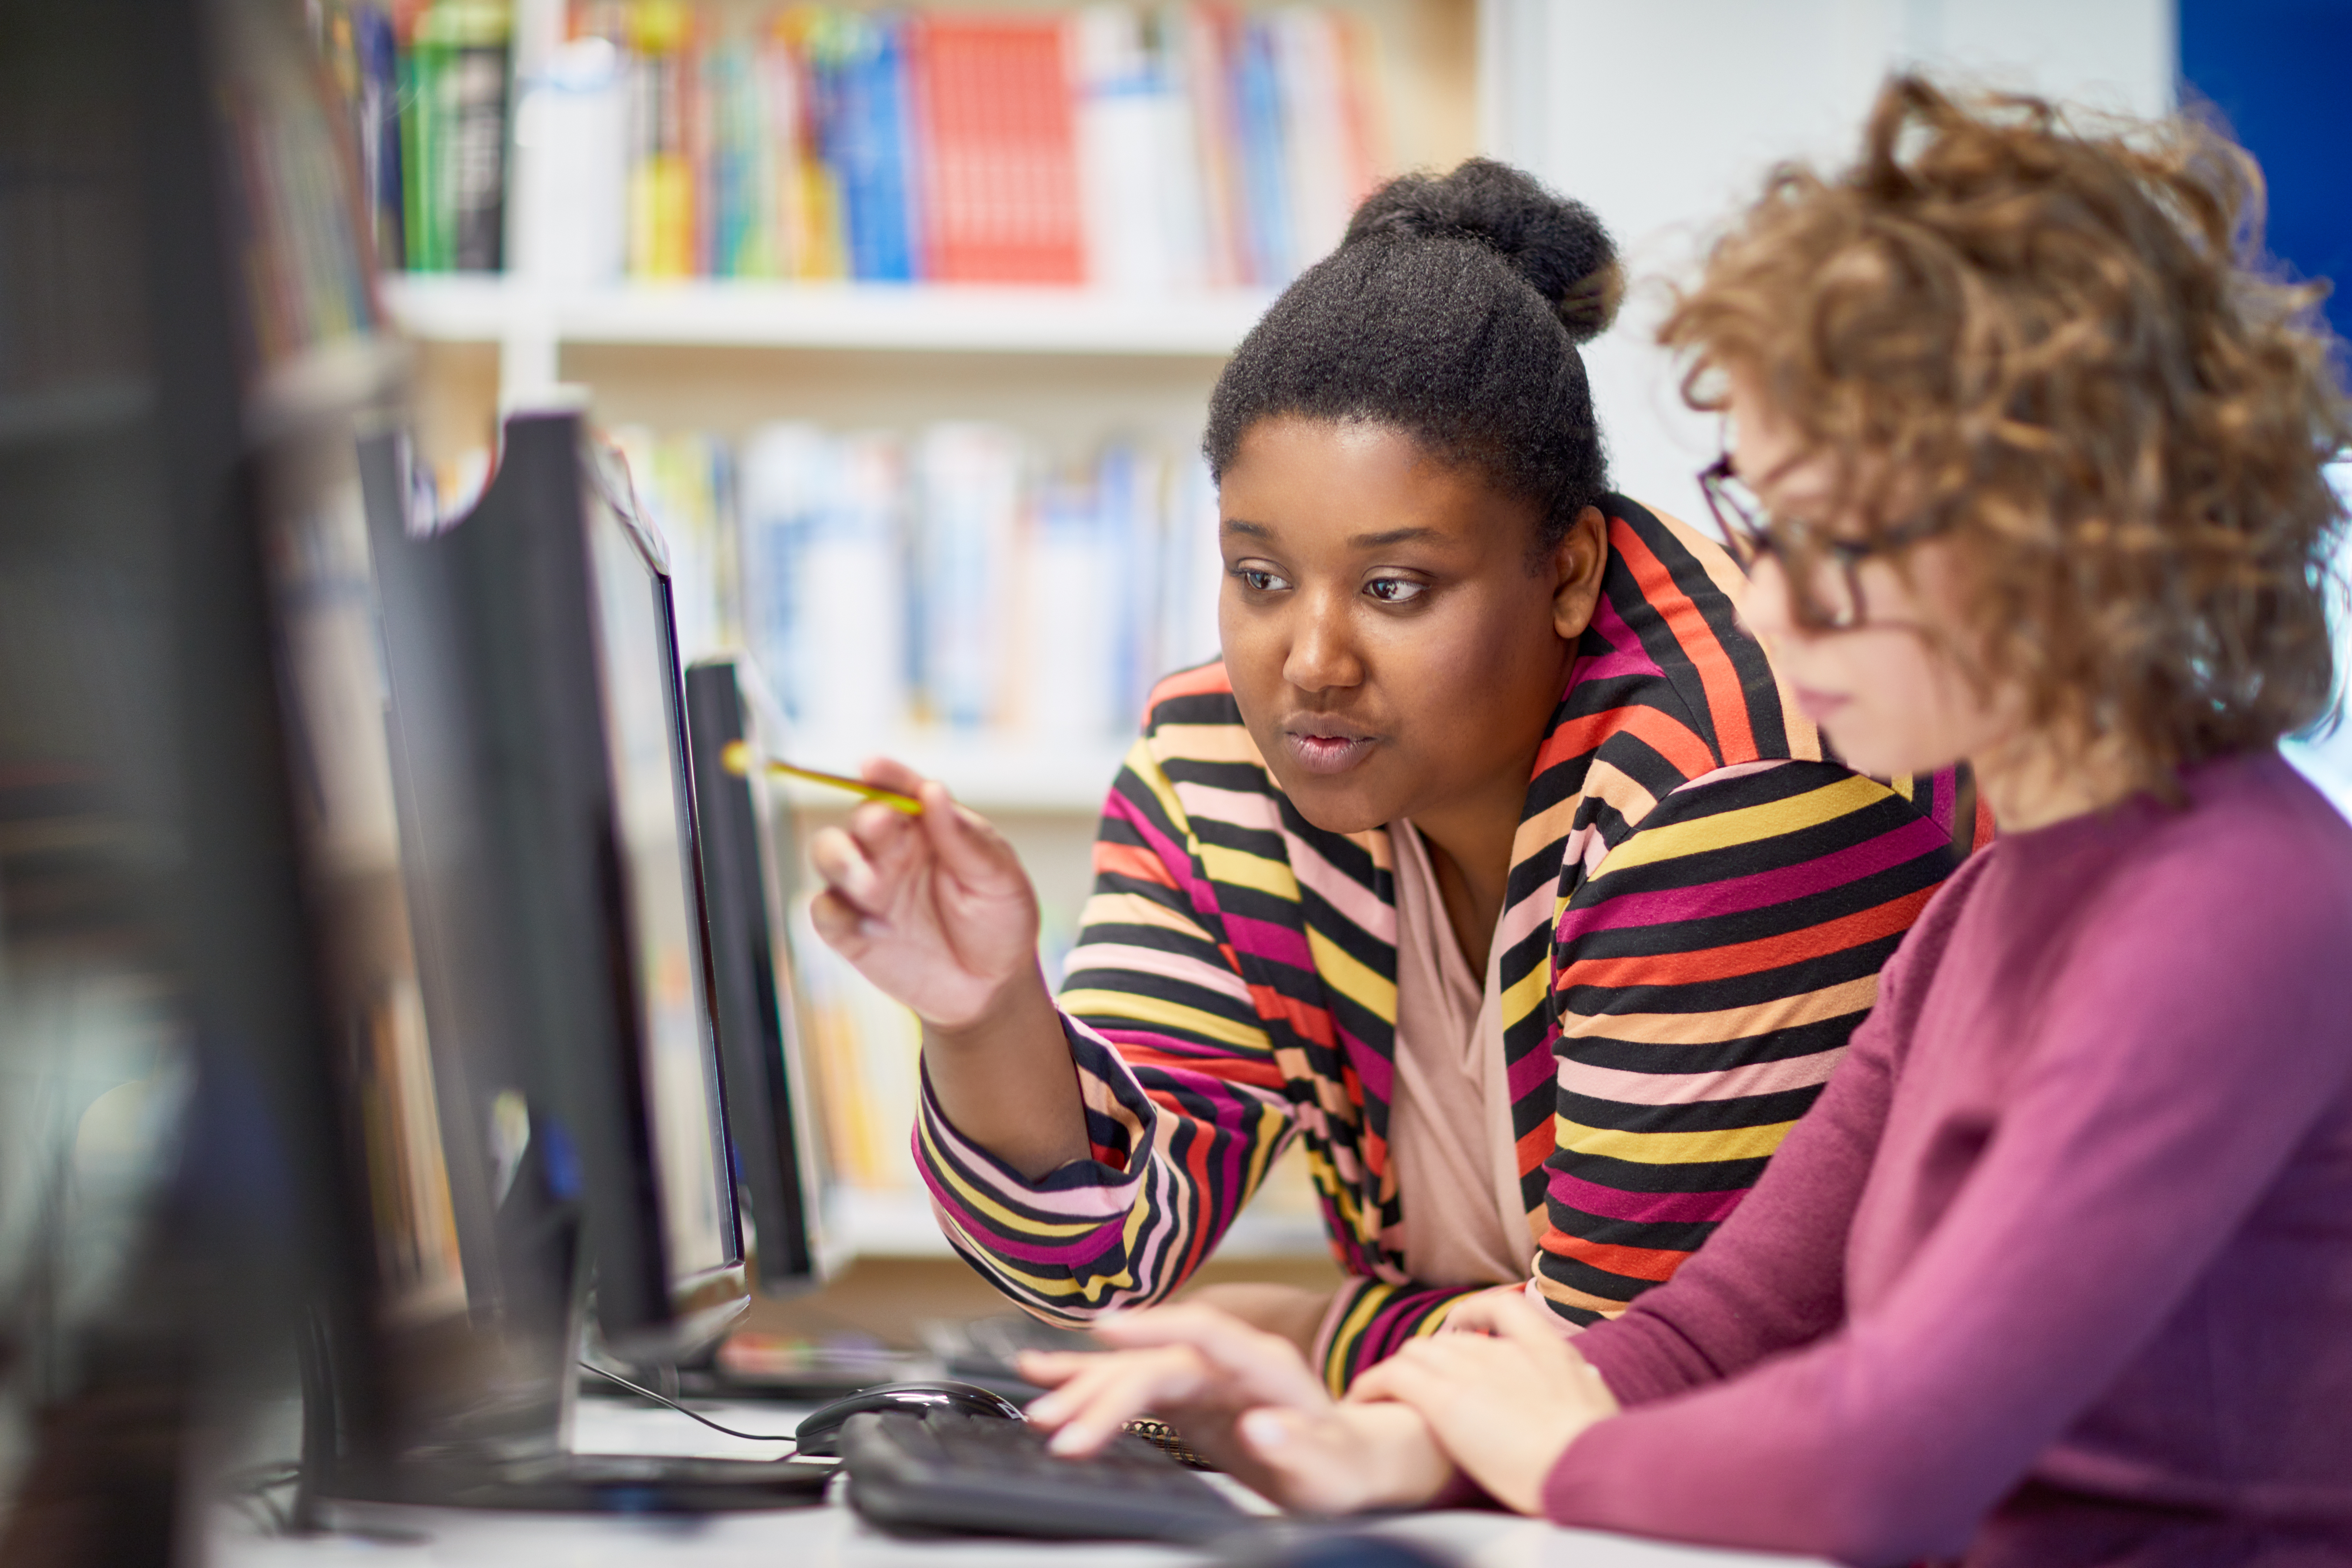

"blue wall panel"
[2180,0,2352,346]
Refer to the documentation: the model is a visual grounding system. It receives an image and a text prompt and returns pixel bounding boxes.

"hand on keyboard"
[1017,1304,1456,1515]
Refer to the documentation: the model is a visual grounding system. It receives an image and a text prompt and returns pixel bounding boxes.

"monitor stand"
[292,1221,832,1517]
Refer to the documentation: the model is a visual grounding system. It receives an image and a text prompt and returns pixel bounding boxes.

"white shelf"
[830,1187,1329,1262]
[382,275,1274,357]
[778,732,1133,815]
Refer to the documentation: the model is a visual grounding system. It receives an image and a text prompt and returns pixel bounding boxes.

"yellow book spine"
[646,152,694,277]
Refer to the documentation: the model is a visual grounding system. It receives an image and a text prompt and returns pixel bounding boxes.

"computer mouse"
[793,1379,1026,1458]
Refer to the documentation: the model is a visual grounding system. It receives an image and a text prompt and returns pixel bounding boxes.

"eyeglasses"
[1698,454,1944,631]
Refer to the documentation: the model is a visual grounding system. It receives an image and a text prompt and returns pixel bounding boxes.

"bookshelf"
[384,275,1279,358]
[380,0,1480,1268]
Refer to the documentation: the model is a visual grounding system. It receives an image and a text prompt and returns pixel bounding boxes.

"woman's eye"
[1365,577,1426,604]
[1233,566,1290,593]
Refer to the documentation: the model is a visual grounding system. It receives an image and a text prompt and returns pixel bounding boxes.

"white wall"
[1479,0,2174,532]
[2283,463,2352,822]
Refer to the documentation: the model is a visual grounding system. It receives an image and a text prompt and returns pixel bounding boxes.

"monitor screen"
[684,656,834,1293]
[581,468,741,1291]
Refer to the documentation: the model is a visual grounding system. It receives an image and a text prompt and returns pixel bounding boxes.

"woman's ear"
[1550,506,1610,641]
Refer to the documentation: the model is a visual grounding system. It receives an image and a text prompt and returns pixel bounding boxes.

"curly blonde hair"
[1663,74,2349,788]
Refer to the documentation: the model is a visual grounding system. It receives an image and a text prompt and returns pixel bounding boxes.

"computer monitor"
[440,406,750,1363]
[356,428,577,1455]
[335,415,820,1512]
[684,655,835,1295]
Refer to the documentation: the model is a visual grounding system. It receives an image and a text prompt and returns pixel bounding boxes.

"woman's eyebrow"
[1220,520,1444,547]
[1349,526,1440,547]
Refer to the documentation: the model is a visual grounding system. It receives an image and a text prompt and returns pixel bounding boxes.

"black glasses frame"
[1698,454,1945,631]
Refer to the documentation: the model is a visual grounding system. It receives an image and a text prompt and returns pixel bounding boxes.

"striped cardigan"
[915,496,1991,1388]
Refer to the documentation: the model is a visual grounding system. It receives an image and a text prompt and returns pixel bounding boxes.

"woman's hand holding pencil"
[804,759,1087,1180]
[804,758,1033,1028]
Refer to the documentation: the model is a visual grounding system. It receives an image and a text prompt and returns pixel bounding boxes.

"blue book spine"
[806,19,852,273]
[1234,19,1291,286]
[1098,443,1146,726]
[838,16,916,282]
[354,4,405,271]
[710,43,751,276]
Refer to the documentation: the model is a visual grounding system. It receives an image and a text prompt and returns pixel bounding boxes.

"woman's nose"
[1282,593,1364,693]
[1736,553,1799,646]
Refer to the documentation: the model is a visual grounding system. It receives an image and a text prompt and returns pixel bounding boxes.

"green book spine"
[399,46,429,269]
[419,41,451,272]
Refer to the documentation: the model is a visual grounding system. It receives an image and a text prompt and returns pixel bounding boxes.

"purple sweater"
[1552,751,2352,1566]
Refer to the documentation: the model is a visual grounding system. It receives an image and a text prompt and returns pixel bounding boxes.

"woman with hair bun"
[810,157,1980,1460]
[1017,79,2352,1566]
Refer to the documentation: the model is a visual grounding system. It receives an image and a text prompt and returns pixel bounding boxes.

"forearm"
[920,960,1088,1180]
[917,1017,1295,1321]
[1178,1281,1335,1363]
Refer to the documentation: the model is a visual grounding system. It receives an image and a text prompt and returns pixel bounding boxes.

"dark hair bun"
[1344,159,1621,343]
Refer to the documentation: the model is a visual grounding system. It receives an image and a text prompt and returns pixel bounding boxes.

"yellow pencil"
[719,739,924,814]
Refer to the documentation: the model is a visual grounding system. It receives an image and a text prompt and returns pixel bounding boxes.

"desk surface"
[207,1395,1828,1568]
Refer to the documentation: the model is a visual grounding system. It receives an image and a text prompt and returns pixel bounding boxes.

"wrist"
[1484,1409,1595,1516]
[918,962,1087,1181]
[1342,1403,1458,1511]
[922,958,1054,1041]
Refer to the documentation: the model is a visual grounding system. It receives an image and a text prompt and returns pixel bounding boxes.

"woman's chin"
[1819,721,1963,788]
[1268,767,1395,838]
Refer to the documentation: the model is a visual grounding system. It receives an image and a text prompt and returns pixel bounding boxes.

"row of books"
[334,0,1389,289]
[225,1,383,370]
[322,2,513,274]
[611,420,1225,749]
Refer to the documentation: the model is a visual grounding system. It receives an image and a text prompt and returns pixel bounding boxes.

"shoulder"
[1129,661,1266,799]
[1143,660,1241,730]
[1568,504,1997,863]
[1573,758,1976,928]
[1959,753,2352,1100]
[2097,752,2352,960]
[1563,496,1820,819]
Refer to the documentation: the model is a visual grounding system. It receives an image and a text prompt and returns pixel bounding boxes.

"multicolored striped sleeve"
[910,734,1300,1322]
[1533,758,1972,1325]
[1314,1278,1497,1391]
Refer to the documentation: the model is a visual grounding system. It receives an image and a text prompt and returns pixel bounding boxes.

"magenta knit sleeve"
[1539,811,2352,1564]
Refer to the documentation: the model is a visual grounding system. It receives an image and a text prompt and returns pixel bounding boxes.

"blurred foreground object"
[2,0,404,1559]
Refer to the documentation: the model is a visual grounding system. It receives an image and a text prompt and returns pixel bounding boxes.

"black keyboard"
[838,1410,1257,1543]
[920,1312,1092,1398]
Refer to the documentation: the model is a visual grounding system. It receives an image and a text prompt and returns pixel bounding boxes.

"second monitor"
[684,654,836,1296]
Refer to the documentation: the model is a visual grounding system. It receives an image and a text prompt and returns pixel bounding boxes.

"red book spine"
[1335,11,1385,207]
[915,18,1083,284]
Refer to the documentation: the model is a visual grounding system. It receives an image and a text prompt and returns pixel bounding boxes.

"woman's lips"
[1283,729,1378,776]
[1792,685,1850,723]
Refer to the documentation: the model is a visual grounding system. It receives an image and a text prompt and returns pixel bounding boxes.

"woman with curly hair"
[1021,77,2352,1565]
